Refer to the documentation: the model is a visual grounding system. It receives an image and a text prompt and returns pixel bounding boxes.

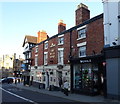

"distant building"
[13,53,24,78]
[0,54,14,78]
[0,54,14,69]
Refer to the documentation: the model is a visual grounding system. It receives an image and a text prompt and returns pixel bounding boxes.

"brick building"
[26,3,105,96]
[22,31,48,85]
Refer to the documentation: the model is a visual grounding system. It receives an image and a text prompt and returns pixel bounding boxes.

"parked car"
[0,78,6,83]
[0,77,16,84]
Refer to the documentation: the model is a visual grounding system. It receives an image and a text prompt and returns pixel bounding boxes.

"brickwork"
[71,17,104,58]
[31,47,35,66]
[75,4,90,25]
[58,20,66,33]
[64,32,70,64]
[86,18,104,55]
[47,37,58,65]
[38,44,44,66]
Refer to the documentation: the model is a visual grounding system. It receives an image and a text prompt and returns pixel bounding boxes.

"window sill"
[44,63,48,66]
[77,37,86,41]
[79,55,86,58]
[58,43,64,46]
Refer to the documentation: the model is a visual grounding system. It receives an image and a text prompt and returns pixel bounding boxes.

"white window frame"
[77,42,86,47]
[58,36,64,45]
[78,46,86,57]
[44,42,48,49]
[77,25,86,40]
[35,54,38,66]
[44,52,48,65]
[35,45,38,53]
[58,48,64,65]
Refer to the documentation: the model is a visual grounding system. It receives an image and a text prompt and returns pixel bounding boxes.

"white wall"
[103,0,120,47]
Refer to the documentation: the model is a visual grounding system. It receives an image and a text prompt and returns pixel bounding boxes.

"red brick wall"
[58,24,66,33]
[75,7,90,26]
[38,44,44,65]
[44,33,71,65]
[71,17,104,58]
[31,47,35,66]
[48,37,58,65]
[64,32,70,64]
[31,18,104,66]
[86,18,104,55]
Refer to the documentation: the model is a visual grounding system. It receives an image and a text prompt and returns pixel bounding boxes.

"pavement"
[11,83,120,104]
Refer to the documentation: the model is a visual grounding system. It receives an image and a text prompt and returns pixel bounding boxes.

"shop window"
[73,64,95,92]
[73,65,82,89]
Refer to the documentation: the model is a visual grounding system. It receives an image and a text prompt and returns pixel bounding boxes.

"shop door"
[58,71,62,87]
[93,70,105,95]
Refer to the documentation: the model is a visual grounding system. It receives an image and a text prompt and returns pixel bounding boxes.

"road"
[1,84,84,104]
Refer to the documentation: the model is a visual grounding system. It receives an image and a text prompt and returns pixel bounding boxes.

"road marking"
[0,87,38,104]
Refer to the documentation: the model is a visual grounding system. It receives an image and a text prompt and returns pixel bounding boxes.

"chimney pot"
[58,20,66,33]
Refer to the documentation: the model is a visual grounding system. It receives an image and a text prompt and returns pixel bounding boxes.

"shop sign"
[80,59,91,63]
[50,49,55,58]
[50,43,56,48]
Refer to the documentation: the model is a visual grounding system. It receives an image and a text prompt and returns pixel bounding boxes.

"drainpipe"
[70,30,73,93]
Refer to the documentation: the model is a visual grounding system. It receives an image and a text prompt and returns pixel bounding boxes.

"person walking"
[63,80,69,96]
[59,77,62,88]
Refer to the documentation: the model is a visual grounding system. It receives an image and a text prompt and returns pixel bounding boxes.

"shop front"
[70,55,106,96]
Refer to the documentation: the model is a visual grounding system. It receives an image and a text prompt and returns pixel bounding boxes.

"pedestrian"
[15,78,17,85]
[63,80,69,96]
[59,77,62,88]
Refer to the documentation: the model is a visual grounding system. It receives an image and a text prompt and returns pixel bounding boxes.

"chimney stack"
[37,30,48,43]
[58,20,66,33]
[14,53,16,59]
[75,3,90,25]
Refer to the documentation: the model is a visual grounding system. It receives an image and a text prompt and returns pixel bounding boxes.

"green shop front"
[70,55,106,96]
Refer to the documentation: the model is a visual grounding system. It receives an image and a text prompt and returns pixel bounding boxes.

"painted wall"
[103,1,120,47]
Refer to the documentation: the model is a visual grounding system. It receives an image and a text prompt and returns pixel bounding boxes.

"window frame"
[44,43,48,49]
[35,46,38,53]
[77,25,87,40]
[44,52,48,65]
[58,48,64,65]
[58,37,64,45]
[35,55,38,66]
[78,46,86,57]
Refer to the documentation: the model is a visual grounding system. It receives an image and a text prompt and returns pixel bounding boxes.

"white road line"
[0,87,38,104]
